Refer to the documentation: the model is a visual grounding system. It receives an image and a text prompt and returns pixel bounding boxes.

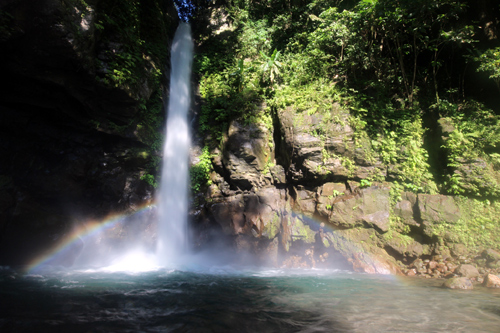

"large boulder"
[417,194,461,236]
[208,187,286,238]
[456,264,480,279]
[324,230,402,275]
[384,234,425,261]
[316,182,348,217]
[393,192,419,227]
[483,249,500,262]
[483,274,500,288]
[328,186,390,231]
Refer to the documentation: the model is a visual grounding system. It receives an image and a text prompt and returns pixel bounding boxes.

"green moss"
[432,197,500,250]
[290,218,315,243]
[263,212,281,239]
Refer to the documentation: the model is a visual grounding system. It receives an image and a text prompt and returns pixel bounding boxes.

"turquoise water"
[1,267,499,332]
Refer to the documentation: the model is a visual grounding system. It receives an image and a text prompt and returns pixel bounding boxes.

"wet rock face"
[199,98,499,274]
[210,188,285,238]
[199,101,412,272]
[483,249,500,262]
[197,181,402,273]
[199,103,492,274]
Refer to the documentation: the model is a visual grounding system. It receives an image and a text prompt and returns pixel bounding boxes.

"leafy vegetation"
[141,173,158,188]
[475,47,500,93]
[437,100,500,196]
[92,0,174,91]
[190,147,213,192]
[191,0,500,197]
[433,197,500,249]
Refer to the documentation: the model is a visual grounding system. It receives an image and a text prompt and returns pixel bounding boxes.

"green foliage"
[259,49,282,87]
[475,47,500,92]
[93,0,172,91]
[389,182,404,206]
[437,100,500,196]
[190,146,213,192]
[270,78,341,114]
[199,62,261,144]
[237,17,271,58]
[230,58,254,92]
[195,0,498,200]
[432,197,500,250]
[360,179,372,188]
[140,173,158,188]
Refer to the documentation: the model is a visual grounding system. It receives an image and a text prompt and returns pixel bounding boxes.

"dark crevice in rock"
[271,107,291,173]
[383,245,409,264]
[422,108,450,189]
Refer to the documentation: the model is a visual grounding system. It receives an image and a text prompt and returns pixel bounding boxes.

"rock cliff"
[0,0,178,265]
[191,86,500,276]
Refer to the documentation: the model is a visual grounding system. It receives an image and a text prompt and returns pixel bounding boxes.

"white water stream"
[157,23,194,265]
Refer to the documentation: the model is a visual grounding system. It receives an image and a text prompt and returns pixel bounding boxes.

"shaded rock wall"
[0,0,178,265]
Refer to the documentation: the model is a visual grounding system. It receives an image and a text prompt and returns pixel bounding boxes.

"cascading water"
[157,23,194,266]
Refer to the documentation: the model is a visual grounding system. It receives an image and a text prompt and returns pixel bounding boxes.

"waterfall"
[157,23,194,265]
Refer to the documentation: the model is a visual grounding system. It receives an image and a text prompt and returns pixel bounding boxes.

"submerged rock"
[443,277,474,290]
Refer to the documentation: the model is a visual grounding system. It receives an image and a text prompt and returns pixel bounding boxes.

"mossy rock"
[454,158,500,197]
[289,217,316,244]
[262,212,281,239]
[418,194,461,225]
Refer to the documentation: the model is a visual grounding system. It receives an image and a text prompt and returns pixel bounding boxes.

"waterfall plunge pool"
[1,266,500,332]
[2,20,499,333]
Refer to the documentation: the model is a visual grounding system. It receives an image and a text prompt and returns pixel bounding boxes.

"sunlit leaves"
[259,49,282,87]
[475,47,500,92]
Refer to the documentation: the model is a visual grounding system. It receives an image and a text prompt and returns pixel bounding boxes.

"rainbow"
[26,203,156,274]
[283,211,402,276]
[26,204,401,277]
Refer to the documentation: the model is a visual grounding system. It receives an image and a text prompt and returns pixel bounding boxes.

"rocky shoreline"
[404,249,500,289]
